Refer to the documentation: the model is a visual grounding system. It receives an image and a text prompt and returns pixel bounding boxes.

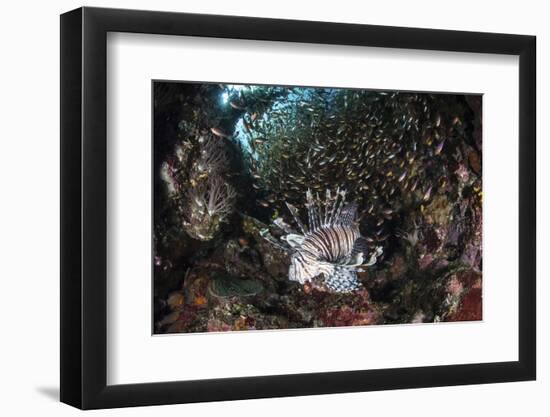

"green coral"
[208,274,264,298]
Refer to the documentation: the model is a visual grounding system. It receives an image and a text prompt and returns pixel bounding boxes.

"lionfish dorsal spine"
[323,189,332,226]
[315,194,323,229]
[305,189,319,232]
[326,187,338,226]
[285,202,308,235]
[329,189,346,225]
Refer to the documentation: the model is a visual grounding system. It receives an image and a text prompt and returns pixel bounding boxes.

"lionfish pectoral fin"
[283,233,306,249]
[289,254,318,284]
[288,261,298,282]
[273,217,297,234]
[260,228,292,252]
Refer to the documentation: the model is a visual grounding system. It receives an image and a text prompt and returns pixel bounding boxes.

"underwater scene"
[153,81,482,334]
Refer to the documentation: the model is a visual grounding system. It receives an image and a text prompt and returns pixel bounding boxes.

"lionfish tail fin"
[338,202,358,226]
[364,246,383,266]
[346,238,382,267]
[350,236,369,259]
[353,236,369,252]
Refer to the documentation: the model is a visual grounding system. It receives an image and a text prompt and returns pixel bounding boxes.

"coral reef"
[153,82,483,334]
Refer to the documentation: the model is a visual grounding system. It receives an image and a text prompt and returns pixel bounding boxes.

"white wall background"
[0,0,545,415]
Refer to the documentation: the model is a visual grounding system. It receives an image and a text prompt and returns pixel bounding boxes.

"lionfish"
[270,188,382,293]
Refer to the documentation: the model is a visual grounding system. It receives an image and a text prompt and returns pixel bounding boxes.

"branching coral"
[194,136,227,175]
[160,133,237,241]
[182,175,236,241]
[206,175,237,218]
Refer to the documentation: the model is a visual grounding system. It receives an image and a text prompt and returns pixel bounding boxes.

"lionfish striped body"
[280,189,382,293]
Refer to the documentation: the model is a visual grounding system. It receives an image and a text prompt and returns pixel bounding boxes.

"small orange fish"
[195,296,207,306]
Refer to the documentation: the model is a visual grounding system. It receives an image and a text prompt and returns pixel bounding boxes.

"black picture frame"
[60,6,536,410]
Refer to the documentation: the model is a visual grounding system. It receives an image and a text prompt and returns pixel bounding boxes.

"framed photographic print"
[60,6,536,409]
